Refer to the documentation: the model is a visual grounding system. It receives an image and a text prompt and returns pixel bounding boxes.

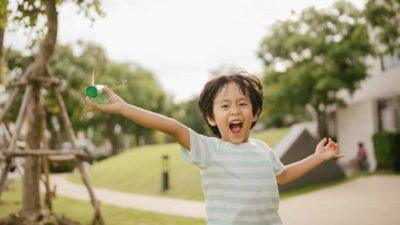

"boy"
[87,69,341,225]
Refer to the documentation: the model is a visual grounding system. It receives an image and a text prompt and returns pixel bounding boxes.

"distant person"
[87,69,342,225]
[351,142,369,171]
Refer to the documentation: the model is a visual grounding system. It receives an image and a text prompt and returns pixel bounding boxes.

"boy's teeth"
[229,121,243,133]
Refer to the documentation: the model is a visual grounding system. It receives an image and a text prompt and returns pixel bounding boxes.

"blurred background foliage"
[0,0,399,155]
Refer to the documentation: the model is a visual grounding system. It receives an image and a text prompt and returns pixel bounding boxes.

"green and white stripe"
[181,129,284,225]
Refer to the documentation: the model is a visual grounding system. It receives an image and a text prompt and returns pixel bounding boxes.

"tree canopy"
[258,1,374,137]
[4,41,172,154]
[365,0,400,56]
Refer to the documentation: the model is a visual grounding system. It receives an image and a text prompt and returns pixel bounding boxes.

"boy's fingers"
[85,97,98,109]
[334,153,344,158]
[318,138,328,147]
[103,86,113,95]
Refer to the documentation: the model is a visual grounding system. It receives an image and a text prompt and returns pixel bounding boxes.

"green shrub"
[49,160,76,173]
[372,132,400,172]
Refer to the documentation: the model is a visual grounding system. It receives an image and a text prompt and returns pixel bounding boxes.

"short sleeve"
[254,139,285,176]
[181,129,217,169]
[270,150,285,176]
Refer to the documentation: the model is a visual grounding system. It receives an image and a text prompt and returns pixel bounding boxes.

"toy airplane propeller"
[80,71,127,120]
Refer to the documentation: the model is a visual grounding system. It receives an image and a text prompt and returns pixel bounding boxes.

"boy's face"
[207,82,258,144]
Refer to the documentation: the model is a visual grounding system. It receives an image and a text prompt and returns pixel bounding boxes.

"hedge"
[372,132,400,172]
[49,160,76,173]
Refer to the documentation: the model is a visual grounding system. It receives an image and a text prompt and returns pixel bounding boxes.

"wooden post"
[41,108,53,212]
[52,87,92,158]
[3,149,88,157]
[52,87,105,225]
[52,87,77,144]
[7,85,32,152]
[0,85,32,198]
[0,159,12,197]
[0,87,20,123]
[1,78,104,223]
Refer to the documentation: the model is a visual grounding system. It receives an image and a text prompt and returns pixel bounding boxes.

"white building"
[334,53,400,171]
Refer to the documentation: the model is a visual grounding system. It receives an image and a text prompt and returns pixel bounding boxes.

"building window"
[381,51,400,71]
[327,111,337,138]
[377,97,400,132]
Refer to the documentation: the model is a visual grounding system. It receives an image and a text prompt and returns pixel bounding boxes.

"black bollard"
[162,155,169,192]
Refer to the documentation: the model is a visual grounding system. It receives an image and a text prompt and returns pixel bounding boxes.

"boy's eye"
[239,102,247,107]
[221,105,228,108]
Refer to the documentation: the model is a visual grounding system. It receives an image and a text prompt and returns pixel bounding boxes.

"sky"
[6,0,366,102]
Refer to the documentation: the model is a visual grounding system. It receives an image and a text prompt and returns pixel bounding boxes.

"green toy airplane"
[80,71,126,120]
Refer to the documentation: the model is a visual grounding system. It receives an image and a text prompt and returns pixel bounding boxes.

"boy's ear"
[207,116,217,126]
[252,110,260,122]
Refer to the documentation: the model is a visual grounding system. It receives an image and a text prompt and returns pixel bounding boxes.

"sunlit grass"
[250,127,290,147]
[70,143,204,200]
[0,181,205,225]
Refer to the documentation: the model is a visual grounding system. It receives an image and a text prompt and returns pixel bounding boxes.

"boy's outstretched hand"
[314,138,343,161]
[86,86,126,115]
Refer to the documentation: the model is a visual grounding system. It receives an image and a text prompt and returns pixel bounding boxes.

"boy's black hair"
[198,69,263,137]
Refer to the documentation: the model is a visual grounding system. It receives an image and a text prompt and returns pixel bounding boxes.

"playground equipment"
[0,74,105,225]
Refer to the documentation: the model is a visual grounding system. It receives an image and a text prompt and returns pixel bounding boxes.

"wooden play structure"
[0,75,105,224]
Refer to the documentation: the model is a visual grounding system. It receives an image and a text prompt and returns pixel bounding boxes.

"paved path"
[279,175,400,225]
[46,175,206,219]
[46,174,400,224]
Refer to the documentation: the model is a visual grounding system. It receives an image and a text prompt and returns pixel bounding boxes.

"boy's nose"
[230,107,240,115]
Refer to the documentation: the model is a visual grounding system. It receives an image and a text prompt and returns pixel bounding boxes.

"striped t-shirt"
[181,129,285,225]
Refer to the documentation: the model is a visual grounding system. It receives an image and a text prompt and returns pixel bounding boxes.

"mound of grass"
[70,128,290,200]
[70,143,204,200]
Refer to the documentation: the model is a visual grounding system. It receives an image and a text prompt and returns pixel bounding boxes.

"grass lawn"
[69,127,290,201]
[250,127,290,147]
[70,143,204,200]
[0,181,205,225]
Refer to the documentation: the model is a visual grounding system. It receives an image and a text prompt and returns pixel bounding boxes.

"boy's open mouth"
[229,121,243,134]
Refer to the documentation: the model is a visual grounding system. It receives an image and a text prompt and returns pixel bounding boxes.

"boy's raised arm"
[276,138,342,185]
[86,86,190,150]
[120,103,190,149]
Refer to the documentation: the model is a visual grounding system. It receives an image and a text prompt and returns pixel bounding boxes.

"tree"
[6,41,171,154]
[50,41,172,152]
[173,96,209,136]
[92,62,171,152]
[49,41,110,148]
[365,0,400,56]
[0,0,102,222]
[258,1,373,137]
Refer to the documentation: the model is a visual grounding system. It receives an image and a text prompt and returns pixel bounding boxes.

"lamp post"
[162,155,169,192]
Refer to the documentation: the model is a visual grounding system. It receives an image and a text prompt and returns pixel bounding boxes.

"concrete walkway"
[279,175,400,225]
[46,175,206,219]
[46,174,400,224]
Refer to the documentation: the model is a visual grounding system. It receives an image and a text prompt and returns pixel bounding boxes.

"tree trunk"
[21,83,44,217]
[316,109,328,139]
[20,0,58,218]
